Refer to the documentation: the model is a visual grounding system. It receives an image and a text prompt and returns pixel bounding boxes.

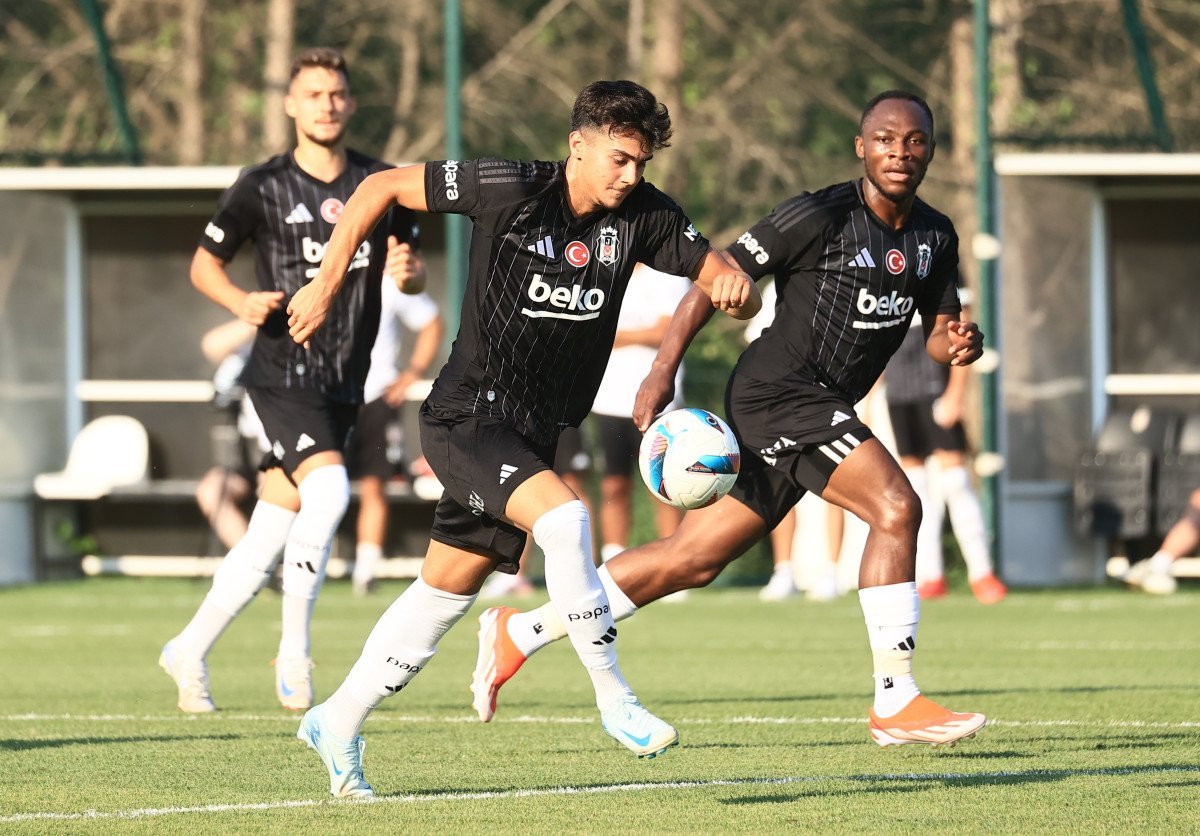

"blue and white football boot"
[297,704,374,799]
[600,693,679,759]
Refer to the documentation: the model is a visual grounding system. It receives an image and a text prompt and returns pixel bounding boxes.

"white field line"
[2,713,1199,730]
[2,764,1197,824]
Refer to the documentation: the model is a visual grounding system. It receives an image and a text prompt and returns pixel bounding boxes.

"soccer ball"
[638,408,740,510]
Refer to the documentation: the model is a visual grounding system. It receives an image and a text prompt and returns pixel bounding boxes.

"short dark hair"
[290,47,350,84]
[859,90,934,135]
[571,80,672,151]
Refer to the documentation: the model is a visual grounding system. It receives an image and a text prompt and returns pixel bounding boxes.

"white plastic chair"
[34,415,150,500]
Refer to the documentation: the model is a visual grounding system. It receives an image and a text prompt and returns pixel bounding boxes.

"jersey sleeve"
[424,158,558,222]
[198,169,263,261]
[918,229,963,318]
[727,195,829,280]
[638,192,711,279]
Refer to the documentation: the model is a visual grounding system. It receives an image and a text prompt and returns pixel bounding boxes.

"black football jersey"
[728,179,961,405]
[199,149,419,403]
[424,157,710,444]
[884,316,951,404]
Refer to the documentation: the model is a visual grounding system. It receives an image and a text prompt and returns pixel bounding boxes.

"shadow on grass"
[0,733,239,751]
[717,762,1200,805]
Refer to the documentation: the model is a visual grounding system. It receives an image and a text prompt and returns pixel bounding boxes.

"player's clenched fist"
[387,236,426,295]
[236,290,285,326]
[708,270,758,320]
[287,282,334,347]
[946,320,984,366]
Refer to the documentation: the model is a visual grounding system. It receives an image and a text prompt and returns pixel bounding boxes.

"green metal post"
[444,0,467,338]
[1120,0,1173,152]
[974,0,999,552]
[79,0,141,164]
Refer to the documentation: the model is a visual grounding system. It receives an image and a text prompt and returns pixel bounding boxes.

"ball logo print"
[885,248,906,275]
[565,240,590,268]
[321,198,344,224]
[639,408,740,510]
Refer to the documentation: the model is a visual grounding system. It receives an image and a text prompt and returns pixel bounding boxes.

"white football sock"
[939,466,993,581]
[325,576,475,739]
[173,501,296,660]
[279,465,350,659]
[600,543,625,563]
[1149,550,1175,574]
[906,466,944,583]
[353,542,383,585]
[536,500,631,708]
[506,562,638,657]
[859,582,922,717]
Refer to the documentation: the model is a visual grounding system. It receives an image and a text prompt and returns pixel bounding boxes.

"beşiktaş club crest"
[916,243,933,279]
[596,226,620,267]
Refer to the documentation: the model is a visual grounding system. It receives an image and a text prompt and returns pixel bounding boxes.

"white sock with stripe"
[859,582,921,717]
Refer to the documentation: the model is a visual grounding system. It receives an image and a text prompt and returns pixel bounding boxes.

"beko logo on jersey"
[853,287,912,330]
[736,231,770,265]
[302,236,372,278]
[521,274,605,321]
[205,223,226,244]
[442,160,461,200]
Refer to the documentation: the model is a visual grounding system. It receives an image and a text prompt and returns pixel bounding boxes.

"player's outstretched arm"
[923,312,984,367]
[288,164,429,345]
[691,249,761,322]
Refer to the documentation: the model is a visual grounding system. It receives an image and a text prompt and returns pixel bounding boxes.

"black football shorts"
[887,397,968,459]
[724,373,875,530]
[248,386,359,479]
[419,403,558,573]
[593,413,641,478]
[345,397,404,481]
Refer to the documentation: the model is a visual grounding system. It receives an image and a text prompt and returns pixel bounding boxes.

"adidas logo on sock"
[882,676,894,689]
[894,636,916,651]
[847,247,876,268]
[591,626,617,646]
[831,410,852,426]
[295,433,316,452]
[499,463,518,484]
[284,203,314,224]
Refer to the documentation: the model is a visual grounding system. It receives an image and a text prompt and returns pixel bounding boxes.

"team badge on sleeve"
[916,243,932,279]
[596,227,620,267]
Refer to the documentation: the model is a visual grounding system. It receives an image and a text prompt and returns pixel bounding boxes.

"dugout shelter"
[994,152,1200,586]
[0,167,446,585]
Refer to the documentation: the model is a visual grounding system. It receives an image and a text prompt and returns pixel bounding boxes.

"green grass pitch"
[1,578,1198,832]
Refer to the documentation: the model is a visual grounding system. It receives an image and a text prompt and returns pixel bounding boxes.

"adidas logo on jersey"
[295,433,316,453]
[499,464,518,484]
[285,203,315,224]
[527,235,555,259]
[847,248,876,268]
[831,410,852,426]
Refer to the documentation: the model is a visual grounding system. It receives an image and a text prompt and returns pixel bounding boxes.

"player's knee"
[298,464,351,521]
[875,479,922,537]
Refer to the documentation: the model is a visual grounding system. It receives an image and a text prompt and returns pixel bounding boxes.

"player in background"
[1123,487,1199,594]
[884,311,1006,603]
[194,318,269,551]
[348,275,444,596]
[160,47,426,715]
[286,80,760,798]
[476,91,988,749]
